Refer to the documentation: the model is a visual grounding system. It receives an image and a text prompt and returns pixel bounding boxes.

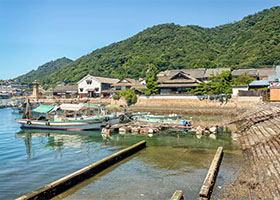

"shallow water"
[0,108,241,200]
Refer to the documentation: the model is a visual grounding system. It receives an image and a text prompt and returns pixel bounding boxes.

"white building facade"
[77,74,119,97]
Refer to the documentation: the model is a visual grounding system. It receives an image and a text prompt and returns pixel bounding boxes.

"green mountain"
[46,6,280,85]
[17,57,73,84]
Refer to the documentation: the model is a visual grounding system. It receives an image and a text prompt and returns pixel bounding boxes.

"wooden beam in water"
[170,190,184,200]
[16,140,146,200]
[198,146,224,200]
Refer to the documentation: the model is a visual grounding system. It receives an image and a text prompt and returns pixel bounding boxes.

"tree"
[232,72,254,86]
[118,89,138,104]
[214,71,233,96]
[145,64,158,95]
[194,71,232,100]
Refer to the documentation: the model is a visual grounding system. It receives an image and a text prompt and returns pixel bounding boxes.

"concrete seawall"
[16,140,146,200]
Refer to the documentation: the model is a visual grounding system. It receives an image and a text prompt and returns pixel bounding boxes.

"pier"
[16,140,146,200]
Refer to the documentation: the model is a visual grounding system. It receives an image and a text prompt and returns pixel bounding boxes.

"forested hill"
[45,6,280,85]
[16,57,73,83]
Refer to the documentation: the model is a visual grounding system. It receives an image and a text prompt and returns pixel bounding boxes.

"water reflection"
[15,130,109,158]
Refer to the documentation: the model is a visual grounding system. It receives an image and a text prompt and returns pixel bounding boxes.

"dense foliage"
[16,57,73,86]
[194,71,233,97]
[144,64,158,95]
[232,73,255,86]
[17,6,280,87]
[118,89,138,104]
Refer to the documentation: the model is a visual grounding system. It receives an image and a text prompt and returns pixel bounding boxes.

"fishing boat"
[15,100,119,131]
[137,114,191,128]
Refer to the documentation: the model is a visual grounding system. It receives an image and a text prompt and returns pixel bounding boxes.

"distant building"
[112,78,145,91]
[157,68,231,82]
[232,85,248,96]
[204,68,231,81]
[158,68,206,82]
[249,80,269,91]
[257,68,276,80]
[77,74,119,97]
[52,85,78,98]
[232,69,259,80]
[157,71,201,94]
[269,66,280,101]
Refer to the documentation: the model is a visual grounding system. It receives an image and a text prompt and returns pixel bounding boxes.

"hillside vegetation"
[32,7,280,85]
[16,57,73,85]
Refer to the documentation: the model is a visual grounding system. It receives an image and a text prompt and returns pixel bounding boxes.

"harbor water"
[0,107,243,200]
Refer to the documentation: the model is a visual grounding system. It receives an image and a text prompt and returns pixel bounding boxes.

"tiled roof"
[78,74,119,84]
[204,68,231,78]
[52,85,78,93]
[257,68,276,77]
[232,69,258,77]
[112,78,143,87]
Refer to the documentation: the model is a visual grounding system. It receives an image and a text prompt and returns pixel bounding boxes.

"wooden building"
[52,85,78,98]
[157,71,201,94]
[111,78,145,91]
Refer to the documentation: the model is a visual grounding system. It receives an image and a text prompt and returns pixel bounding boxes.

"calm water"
[0,107,242,200]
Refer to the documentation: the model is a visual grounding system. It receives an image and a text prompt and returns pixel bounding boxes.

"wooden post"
[16,140,146,200]
[170,190,184,200]
[198,146,223,200]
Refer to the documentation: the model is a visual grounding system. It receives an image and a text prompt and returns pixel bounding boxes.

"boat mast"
[22,97,31,119]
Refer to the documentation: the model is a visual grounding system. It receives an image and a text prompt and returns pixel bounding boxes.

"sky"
[0,0,279,80]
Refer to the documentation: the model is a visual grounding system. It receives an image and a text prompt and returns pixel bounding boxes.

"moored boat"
[15,100,119,131]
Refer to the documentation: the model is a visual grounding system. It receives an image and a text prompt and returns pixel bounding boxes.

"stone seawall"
[136,96,237,109]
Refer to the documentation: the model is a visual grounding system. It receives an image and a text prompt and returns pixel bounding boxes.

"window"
[116,86,121,90]
[86,80,92,85]
[125,86,131,89]
[79,88,84,92]
[95,87,99,92]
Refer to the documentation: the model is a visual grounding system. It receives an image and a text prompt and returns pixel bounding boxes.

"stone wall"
[136,95,237,109]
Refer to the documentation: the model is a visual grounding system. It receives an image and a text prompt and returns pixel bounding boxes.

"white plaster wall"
[78,78,101,94]
[232,87,248,96]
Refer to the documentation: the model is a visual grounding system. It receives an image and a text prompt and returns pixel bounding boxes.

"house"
[269,66,280,101]
[77,74,119,97]
[232,69,259,80]
[204,68,231,81]
[183,68,206,81]
[52,85,78,98]
[112,78,145,91]
[248,80,269,91]
[157,71,201,94]
[232,85,248,96]
[257,68,276,80]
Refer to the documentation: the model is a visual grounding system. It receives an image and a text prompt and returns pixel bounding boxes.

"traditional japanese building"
[157,71,201,94]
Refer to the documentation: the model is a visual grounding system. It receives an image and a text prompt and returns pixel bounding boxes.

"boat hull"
[15,118,120,131]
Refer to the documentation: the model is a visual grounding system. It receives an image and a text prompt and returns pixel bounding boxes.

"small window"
[80,88,83,92]
[86,80,92,85]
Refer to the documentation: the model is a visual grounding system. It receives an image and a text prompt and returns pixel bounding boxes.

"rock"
[196,134,202,139]
[119,128,126,135]
[209,133,216,139]
[196,126,203,135]
[210,126,217,133]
